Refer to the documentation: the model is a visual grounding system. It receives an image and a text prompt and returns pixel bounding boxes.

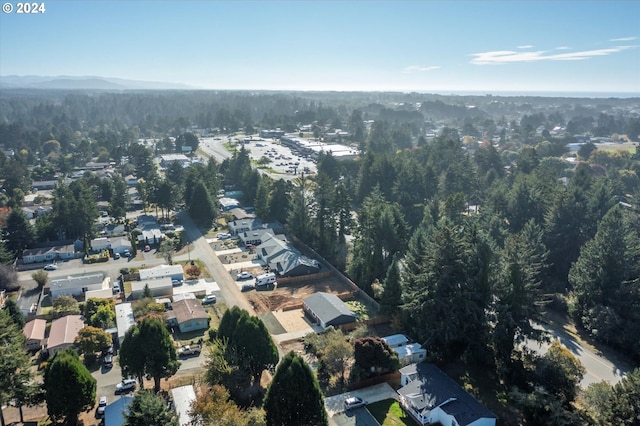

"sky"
[1,1,639,95]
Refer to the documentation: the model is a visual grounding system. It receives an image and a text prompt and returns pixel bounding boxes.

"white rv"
[255,272,277,287]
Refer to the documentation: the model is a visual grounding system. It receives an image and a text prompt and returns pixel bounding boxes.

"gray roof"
[303,292,356,324]
[50,273,105,291]
[398,363,496,426]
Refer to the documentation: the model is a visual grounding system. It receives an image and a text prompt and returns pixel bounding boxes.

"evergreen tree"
[124,390,178,426]
[3,298,25,329]
[264,352,327,426]
[231,314,279,384]
[0,310,34,426]
[492,220,548,378]
[120,317,180,392]
[188,181,216,228]
[4,209,35,256]
[401,217,492,360]
[44,349,96,425]
[380,255,402,315]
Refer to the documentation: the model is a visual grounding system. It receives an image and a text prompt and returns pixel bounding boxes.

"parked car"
[241,284,255,292]
[144,245,151,252]
[97,396,107,416]
[123,249,131,257]
[344,396,366,410]
[103,354,113,368]
[202,295,217,305]
[113,282,121,294]
[43,264,58,271]
[236,271,253,280]
[114,253,121,259]
[177,345,202,357]
[115,379,137,394]
[217,233,231,240]
[172,279,184,287]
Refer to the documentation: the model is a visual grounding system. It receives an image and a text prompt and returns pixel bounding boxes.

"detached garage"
[303,292,357,330]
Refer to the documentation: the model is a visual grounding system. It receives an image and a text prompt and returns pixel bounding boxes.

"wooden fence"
[348,371,400,391]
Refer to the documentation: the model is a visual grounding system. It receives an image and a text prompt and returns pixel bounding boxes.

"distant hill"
[0,75,197,90]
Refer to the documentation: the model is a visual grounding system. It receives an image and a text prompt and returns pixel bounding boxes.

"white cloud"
[609,37,636,42]
[555,46,571,50]
[517,45,534,49]
[402,65,441,73]
[470,46,635,64]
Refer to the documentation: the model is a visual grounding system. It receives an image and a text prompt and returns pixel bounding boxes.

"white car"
[202,295,217,305]
[115,379,137,394]
[217,233,231,240]
[344,396,366,410]
[43,264,58,271]
[236,271,254,280]
[97,396,107,416]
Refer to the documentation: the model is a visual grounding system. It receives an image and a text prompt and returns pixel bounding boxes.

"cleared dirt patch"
[245,275,354,314]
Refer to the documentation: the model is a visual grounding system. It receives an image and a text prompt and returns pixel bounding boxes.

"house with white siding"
[397,363,497,426]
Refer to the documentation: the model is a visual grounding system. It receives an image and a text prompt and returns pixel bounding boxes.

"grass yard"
[367,399,414,426]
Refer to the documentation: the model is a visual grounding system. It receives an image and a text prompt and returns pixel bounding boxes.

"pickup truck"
[178,345,202,357]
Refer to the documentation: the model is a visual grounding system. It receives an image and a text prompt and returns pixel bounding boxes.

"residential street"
[524,319,632,388]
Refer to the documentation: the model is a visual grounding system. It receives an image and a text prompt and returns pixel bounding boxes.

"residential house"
[219,197,240,211]
[90,237,112,253]
[104,395,134,426]
[228,208,256,221]
[49,273,108,299]
[397,363,497,426]
[115,303,135,345]
[382,334,427,366]
[138,264,184,282]
[124,175,138,186]
[238,228,276,247]
[24,319,46,351]
[171,385,196,426]
[256,234,320,277]
[228,218,262,236]
[303,292,357,330]
[22,244,76,264]
[47,315,84,355]
[110,237,132,255]
[129,277,173,300]
[165,299,209,333]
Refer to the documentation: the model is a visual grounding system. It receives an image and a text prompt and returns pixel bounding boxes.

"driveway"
[324,383,398,417]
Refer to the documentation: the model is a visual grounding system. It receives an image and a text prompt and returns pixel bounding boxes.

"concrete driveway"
[324,382,398,417]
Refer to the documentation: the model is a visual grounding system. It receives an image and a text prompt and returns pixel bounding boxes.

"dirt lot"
[245,275,354,314]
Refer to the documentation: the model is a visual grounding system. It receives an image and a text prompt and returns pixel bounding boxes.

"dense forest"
[1,89,639,423]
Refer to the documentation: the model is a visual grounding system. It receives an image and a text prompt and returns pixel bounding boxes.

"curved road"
[524,320,632,388]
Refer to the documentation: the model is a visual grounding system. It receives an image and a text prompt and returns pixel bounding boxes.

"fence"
[289,235,380,314]
[348,371,400,391]
[339,315,390,332]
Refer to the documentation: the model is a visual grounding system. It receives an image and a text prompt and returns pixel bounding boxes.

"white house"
[138,264,184,281]
[50,273,108,299]
[129,277,173,300]
[382,334,427,366]
[90,237,112,253]
[115,303,135,345]
[22,244,76,264]
[397,363,497,426]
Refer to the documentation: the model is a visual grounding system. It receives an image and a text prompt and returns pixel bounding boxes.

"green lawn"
[367,399,414,426]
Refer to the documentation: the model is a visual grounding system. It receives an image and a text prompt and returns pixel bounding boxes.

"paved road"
[524,321,631,388]
[176,211,256,316]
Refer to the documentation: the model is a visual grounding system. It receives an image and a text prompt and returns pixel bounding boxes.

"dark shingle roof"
[398,363,496,426]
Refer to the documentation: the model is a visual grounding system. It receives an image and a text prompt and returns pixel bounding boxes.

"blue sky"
[1,1,639,94]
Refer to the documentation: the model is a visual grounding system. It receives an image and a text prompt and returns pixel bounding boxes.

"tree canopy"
[44,349,96,425]
[264,351,327,426]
